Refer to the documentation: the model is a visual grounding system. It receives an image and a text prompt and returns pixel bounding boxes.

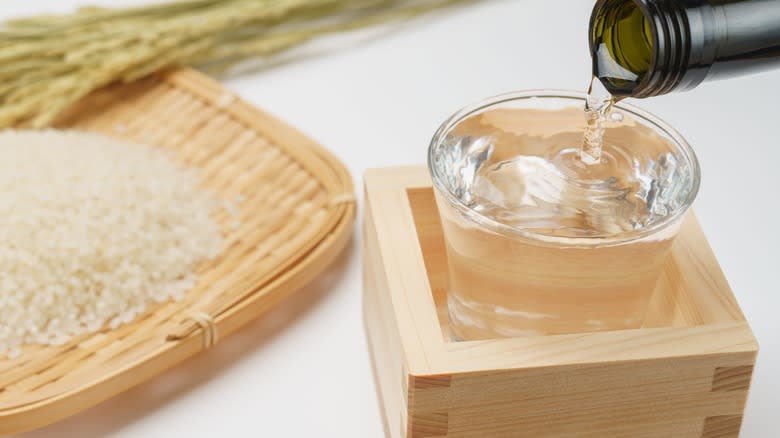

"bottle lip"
[427,90,701,247]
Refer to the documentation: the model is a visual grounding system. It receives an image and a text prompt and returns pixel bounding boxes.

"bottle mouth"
[590,0,655,97]
[590,0,691,98]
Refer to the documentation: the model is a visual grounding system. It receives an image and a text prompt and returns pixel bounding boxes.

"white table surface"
[4,1,779,437]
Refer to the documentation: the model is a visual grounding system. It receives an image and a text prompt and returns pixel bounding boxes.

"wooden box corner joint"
[362,166,758,438]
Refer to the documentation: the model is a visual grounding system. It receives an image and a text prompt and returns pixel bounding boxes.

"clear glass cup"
[428,91,700,341]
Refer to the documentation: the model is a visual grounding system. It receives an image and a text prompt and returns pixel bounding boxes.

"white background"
[4,0,779,437]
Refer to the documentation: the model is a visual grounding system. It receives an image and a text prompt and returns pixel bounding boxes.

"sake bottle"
[589,0,780,98]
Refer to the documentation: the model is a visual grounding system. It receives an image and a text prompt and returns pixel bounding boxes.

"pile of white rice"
[0,130,222,359]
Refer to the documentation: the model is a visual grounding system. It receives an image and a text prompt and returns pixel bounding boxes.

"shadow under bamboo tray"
[0,68,356,435]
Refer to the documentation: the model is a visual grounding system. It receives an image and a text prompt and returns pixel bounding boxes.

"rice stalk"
[0,0,472,129]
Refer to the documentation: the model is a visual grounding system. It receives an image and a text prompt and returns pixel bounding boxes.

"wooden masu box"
[363,166,758,438]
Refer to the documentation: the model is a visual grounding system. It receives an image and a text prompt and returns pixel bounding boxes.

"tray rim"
[0,68,356,434]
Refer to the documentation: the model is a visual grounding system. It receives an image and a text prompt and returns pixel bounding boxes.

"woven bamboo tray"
[0,68,356,435]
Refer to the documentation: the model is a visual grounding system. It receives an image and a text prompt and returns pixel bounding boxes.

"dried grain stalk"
[0,0,470,129]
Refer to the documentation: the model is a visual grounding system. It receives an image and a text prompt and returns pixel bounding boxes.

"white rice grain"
[0,130,223,358]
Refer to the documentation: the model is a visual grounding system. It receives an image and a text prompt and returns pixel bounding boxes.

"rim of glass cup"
[427,89,701,245]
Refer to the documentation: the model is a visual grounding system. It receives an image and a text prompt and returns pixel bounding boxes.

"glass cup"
[428,91,700,341]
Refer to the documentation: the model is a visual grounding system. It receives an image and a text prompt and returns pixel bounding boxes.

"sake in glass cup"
[427,91,700,341]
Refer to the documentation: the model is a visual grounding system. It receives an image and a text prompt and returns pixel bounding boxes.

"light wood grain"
[0,68,355,435]
[702,415,743,438]
[363,166,757,438]
[712,366,754,393]
[364,201,410,438]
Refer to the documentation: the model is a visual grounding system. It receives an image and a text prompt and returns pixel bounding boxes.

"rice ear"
[0,0,471,130]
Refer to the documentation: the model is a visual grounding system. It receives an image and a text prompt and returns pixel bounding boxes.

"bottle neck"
[636,0,698,97]
[611,0,714,98]
[591,0,780,98]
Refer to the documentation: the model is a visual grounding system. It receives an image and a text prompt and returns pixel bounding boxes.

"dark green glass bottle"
[589,0,780,98]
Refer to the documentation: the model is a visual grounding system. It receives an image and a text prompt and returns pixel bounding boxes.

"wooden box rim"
[364,166,758,377]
